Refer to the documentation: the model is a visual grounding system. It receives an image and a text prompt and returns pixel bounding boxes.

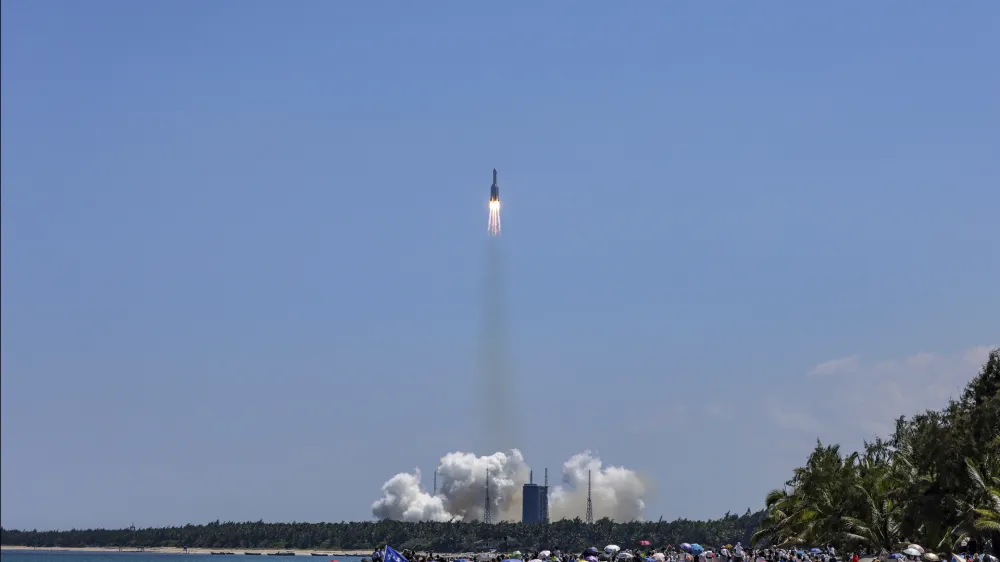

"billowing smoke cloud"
[372,449,650,522]
[548,452,648,521]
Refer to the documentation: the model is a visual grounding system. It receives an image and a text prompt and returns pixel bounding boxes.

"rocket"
[487,168,502,236]
[490,168,500,202]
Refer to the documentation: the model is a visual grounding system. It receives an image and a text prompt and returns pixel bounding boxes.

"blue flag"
[385,546,408,562]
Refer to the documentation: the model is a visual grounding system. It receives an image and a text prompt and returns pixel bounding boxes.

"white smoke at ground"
[371,469,452,522]
[372,449,529,522]
[548,451,650,522]
[372,449,650,522]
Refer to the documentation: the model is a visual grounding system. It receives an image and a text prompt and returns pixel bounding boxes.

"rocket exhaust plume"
[371,450,652,522]
[488,202,501,236]
[481,169,513,452]
[481,236,514,452]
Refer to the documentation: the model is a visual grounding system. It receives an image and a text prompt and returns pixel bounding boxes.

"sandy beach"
[0,547,375,556]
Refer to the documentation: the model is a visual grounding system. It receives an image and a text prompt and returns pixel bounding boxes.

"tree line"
[2,514,765,552]
[3,349,997,554]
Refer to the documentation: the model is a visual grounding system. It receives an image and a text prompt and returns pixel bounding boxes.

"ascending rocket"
[487,168,501,236]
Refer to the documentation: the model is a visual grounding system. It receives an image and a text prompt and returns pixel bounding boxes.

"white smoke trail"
[480,237,515,453]
[372,449,650,522]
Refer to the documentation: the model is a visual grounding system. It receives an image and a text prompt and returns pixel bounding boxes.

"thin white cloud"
[808,355,860,376]
[773,345,995,446]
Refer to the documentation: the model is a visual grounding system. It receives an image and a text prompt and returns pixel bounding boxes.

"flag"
[385,546,408,562]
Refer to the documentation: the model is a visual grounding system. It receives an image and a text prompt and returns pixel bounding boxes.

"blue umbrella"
[691,546,704,556]
[811,550,822,554]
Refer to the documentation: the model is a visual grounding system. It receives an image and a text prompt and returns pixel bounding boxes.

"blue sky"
[2,1,998,530]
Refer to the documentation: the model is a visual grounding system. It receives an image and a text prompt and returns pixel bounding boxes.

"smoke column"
[480,237,515,452]
[371,450,650,522]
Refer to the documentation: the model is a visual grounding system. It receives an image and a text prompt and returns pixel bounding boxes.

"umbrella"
[890,555,904,559]
[903,550,921,557]
[680,545,692,553]
[586,549,600,557]
[512,553,522,558]
[541,552,552,559]
[691,546,704,556]
[606,547,622,555]
[811,550,822,554]
[908,546,925,554]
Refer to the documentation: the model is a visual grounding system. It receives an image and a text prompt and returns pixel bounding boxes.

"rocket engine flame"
[488,200,501,236]
[371,449,651,522]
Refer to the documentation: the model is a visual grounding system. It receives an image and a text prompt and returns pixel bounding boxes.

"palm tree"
[963,452,1000,550]
[842,460,901,552]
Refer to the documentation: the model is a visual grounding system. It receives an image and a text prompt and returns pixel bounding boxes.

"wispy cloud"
[770,345,995,446]
[808,355,860,376]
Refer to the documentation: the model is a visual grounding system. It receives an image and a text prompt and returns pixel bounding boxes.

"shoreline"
[0,547,376,556]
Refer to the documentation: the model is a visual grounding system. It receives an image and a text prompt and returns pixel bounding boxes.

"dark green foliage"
[1,514,764,552]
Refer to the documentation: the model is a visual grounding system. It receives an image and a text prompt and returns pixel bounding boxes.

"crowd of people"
[371,539,995,562]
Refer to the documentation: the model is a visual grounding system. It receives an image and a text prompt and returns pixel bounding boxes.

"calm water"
[1,553,368,562]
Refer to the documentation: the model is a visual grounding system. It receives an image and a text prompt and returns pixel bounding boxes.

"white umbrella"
[903,550,921,557]
[908,546,925,554]
[540,552,552,559]
[606,547,622,555]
